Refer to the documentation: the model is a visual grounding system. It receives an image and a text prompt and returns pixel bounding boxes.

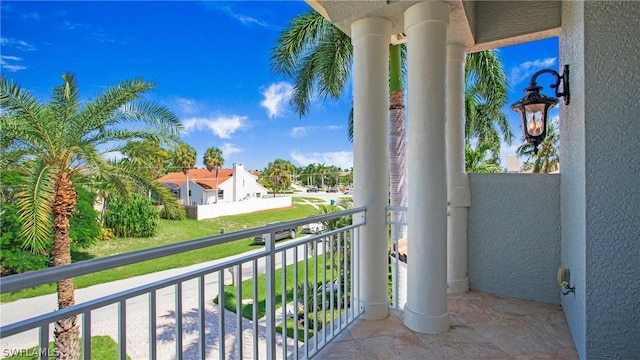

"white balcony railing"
[0,207,366,360]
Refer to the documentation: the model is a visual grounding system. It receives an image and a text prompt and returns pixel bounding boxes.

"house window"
[218,189,224,200]
[256,193,261,198]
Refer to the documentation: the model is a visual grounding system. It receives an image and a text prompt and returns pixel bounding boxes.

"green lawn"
[214,255,335,319]
[1,203,318,303]
[3,336,129,360]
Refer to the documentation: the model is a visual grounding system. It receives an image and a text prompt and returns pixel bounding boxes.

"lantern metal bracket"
[527,65,570,105]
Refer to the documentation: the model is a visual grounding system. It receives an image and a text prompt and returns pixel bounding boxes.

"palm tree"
[172,143,196,205]
[271,11,407,232]
[465,51,513,152]
[203,147,224,203]
[272,11,510,235]
[465,142,503,173]
[517,121,560,173]
[0,73,182,358]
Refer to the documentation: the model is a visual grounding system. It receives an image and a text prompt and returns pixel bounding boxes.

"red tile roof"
[157,168,233,187]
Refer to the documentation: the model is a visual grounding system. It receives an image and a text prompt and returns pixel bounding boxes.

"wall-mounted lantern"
[511,65,570,154]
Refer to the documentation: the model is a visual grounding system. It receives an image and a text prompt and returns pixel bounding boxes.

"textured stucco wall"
[467,174,560,305]
[560,1,587,358]
[582,2,640,358]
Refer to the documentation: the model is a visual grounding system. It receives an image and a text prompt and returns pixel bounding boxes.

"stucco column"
[351,17,391,320]
[404,1,450,334]
[446,44,471,294]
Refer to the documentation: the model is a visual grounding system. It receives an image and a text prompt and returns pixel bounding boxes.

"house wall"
[562,2,640,359]
[193,196,292,221]
[178,181,206,206]
[467,173,560,305]
[217,164,268,202]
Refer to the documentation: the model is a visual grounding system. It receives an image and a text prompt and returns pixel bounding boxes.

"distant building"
[158,163,268,206]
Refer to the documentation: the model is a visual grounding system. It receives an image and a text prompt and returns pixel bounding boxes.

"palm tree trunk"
[389,45,408,242]
[53,173,80,360]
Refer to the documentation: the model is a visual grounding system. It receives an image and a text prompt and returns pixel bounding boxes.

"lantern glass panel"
[525,110,545,136]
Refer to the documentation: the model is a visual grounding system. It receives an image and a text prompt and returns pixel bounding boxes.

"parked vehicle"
[327,188,338,193]
[253,223,297,245]
[306,187,319,193]
[302,222,325,234]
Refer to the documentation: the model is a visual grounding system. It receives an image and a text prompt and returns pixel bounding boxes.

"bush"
[159,201,186,220]
[105,193,159,237]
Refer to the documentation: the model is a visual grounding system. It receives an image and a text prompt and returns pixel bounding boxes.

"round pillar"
[352,17,391,320]
[404,1,450,334]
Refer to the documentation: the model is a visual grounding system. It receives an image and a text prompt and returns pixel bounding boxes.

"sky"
[1,1,560,172]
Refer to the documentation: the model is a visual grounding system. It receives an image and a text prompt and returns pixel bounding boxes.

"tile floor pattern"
[314,292,578,360]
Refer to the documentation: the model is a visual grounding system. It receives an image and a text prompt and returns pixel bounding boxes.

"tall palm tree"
[272,11,510,233]
[203,146,224,203]
[271,10,407,230]
[0,73,182,358]
[172,143,196,205]
[517,121,559,173]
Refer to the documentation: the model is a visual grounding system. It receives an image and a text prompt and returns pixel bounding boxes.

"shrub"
[159,200,186,220]
[105,193,159,238]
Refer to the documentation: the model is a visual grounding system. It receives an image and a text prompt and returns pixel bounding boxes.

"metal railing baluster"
[149,291,157,359]
[281,250,287,360]
[38,324,48,360]
[218,270,225,360]
[175,283,183,359]
[303,243,309,358]
[252,259,259,360]
[118,300,127,360]
[292,245,299,359]
[198,275,206,359]
[82,312,91,360]
[236,264,243,360]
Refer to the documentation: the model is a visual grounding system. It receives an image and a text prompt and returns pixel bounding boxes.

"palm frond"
[16,161,56,252]
[271,10,328,76]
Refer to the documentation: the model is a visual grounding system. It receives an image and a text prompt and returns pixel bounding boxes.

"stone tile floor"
[314,291,579,360]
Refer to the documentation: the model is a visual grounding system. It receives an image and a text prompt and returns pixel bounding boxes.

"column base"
[359,299,389,320]
[403,305,449,334]
[447,277,469,294]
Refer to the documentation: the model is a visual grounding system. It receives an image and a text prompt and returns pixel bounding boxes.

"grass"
[1,203,318,303]
[214,255,335,319]
[3,336,129,360]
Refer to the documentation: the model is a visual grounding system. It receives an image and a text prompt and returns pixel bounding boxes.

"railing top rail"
[0,207,366,294]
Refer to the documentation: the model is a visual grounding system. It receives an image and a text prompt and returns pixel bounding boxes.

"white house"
[158,163,290,220]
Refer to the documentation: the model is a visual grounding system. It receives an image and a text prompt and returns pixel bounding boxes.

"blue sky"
[1,1,559,171]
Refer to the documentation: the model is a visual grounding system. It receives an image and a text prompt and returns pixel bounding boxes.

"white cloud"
[102,151,124,162]
[235,15,268,27]
[0,37,36,52]
[327,125,343,131]
[508,57,557,86]
[182,115,247,139]
[260,82,293,119]
[221,143,242,156]
[202,4,269,27]
[1,55,25,72]
[290,150,353,170]
[290,126,314,138]
[176,97,199,115]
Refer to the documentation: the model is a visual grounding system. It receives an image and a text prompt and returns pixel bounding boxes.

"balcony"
[1,181,578,359]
